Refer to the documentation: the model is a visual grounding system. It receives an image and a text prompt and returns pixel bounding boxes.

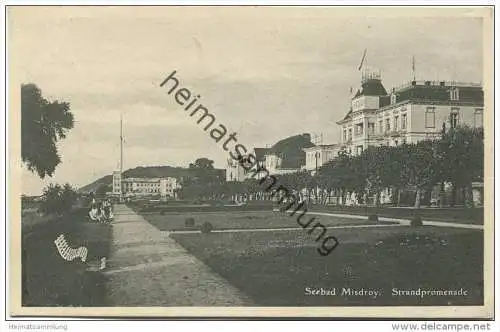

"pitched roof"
[392,82,483,105]
[253,148,270,161]
[353,79,388,99]
[269,133,314,169]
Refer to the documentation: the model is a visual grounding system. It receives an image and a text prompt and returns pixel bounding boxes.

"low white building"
[226,157,246,182]
[303,144,341,174]
[111,172,180,199]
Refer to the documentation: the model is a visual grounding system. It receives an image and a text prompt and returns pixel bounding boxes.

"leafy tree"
[406,140,440,208]
[39,183,77,215]
[21,84,74,178]
[359,146,394,207]
[388,144,412,206]
[437,125,484,207]
[182,158,224,199]
[189,158,215,170]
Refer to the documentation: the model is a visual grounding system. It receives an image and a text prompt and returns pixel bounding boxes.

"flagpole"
[120,114,123,203]
[412,56,416,81]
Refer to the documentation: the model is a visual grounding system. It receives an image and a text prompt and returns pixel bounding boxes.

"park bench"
[53,234,107,270]
[53,234,88,263]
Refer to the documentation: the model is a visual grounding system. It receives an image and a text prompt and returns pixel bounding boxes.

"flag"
[358,48,367,71]
[412,56,415,72]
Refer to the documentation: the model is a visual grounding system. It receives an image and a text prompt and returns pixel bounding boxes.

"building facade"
[337,70,484,154]
[112,171,122,196]
[111,175,179,199]
[226,157,247,182]
[303,144,341,174]
[225,134,314,182]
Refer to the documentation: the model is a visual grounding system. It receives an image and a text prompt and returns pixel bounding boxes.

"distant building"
[112,171,122,196]
[303,144,342,174]
[110,173,180,200]
[335,69,484,206]
[225,147,269,182]
[337,70,484,154]
[225,134,314,182]
[226,158,246,182]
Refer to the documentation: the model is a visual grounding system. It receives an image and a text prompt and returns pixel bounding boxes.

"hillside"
[78,165,225,193]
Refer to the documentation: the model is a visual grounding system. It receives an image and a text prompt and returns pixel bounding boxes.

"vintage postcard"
[7,5,494,318]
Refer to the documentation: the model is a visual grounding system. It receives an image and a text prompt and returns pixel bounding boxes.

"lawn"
[309,205,484,224]
[22,209,112,307]
[171,225,483,306]
[142,210,396,231]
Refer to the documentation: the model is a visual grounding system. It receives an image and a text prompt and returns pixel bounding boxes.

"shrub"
[185,217,195,227]
[38,183,77,216]
[200,222,213,233]
[368,214,379,222]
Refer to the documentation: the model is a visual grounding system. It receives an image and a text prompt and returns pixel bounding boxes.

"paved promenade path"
[104,204,252,306]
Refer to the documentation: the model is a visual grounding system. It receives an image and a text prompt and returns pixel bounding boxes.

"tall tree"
[189,158,215,170]
[384,144,411,206]
[21,84,74,178]
[407,140,439,208]
[437,125,484,207]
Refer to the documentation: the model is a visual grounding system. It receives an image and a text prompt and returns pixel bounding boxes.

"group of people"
[89,197,114,223]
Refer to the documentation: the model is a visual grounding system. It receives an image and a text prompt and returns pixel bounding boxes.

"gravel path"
[105,204,253,306]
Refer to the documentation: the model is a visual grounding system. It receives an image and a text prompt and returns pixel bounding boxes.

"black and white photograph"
[7,5,494,319]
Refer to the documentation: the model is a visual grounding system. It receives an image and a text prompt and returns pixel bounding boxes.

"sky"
[10,6,485,195]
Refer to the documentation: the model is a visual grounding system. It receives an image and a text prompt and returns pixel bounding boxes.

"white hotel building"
[337,70,484,154]
[112,171,179,199]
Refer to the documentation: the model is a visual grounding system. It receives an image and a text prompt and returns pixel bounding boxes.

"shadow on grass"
[22,209,112,307]
[171,227,483,306]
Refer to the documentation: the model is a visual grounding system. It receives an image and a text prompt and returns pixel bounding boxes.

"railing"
[392,80,482,92]
[368,132,382,137]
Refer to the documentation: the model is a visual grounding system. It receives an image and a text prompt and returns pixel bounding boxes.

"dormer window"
[450,88,460,101]
[391,94,397,104]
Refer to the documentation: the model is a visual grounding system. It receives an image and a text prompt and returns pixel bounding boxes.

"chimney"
[425,81,431,86]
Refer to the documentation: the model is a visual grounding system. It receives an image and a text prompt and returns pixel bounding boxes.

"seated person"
[103,202,114,221]
[89,205,100,222]
[99,207,107,222]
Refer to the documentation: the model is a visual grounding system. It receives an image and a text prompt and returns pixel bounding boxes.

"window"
[379,120,383,134]
[401,113,407,130]
[356,145,363,155]
[450,88,460,101]
[343,129,347,141]
[474,109,483,128]
[394,116,399,131]
[425,107,436,128]
[394,139,398,146]
[348,128,352,140]
[450,108,460,129]
[356,123,363,135]
[368,122,375,134]
[385,118,391,132]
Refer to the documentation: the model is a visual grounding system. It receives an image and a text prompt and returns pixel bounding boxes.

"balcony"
[342,137,352,144]
[381,129,407,138]
[368,132,386,141]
